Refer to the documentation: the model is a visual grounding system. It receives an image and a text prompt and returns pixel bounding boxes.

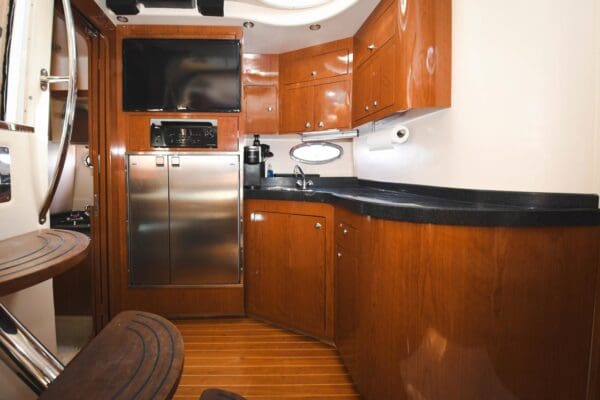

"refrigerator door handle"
[38,0,78,224]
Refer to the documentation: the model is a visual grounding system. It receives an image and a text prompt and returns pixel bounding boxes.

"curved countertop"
[244,178,600,227]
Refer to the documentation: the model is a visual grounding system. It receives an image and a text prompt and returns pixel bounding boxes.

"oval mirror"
[289,142,343,165]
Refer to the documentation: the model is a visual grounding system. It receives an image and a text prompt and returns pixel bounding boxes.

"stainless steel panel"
[128,155,170,285]
[169,154,240,284]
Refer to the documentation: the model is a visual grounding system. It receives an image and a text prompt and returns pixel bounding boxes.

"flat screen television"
[122,39,241,112]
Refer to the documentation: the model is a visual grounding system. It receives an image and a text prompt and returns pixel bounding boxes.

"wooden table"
[0,229,184,399]
[0,229,90,296]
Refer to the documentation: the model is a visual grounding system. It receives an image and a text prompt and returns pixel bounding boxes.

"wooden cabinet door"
[245,211,289,323]
[335,244,359,379]
[371,41,396,113]
[287,214,326,337]
[244,85,278,133]
[280,85,314,133]
[283,49,349,84]
[353,61,373,121]
[314,80,351,130]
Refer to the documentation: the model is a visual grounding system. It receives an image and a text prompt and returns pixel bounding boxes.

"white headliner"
[94,0,380,53]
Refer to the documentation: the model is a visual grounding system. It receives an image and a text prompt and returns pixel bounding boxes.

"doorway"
[48,4,108,364]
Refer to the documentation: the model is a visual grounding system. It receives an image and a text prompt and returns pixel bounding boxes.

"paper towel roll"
[367,125,410,151]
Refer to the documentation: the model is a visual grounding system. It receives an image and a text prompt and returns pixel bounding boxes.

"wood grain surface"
[172,318,358,399]
[41,311,184,400]
[0,229,90,297]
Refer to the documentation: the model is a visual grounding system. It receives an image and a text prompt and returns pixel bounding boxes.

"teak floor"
[171,318,359,399]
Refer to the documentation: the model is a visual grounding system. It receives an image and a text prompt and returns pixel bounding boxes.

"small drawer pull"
[367,44,376,51]
[364,105,370,112]
[337,252,343,259]
[267,106,273,112]
[315,222,322,230]
[305,122,311,129]
[373,100,379,107]
[311,70,317,76]
[343,228,348,235]
[318,121,324,128]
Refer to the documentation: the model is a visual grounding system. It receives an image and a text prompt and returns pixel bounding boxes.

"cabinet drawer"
[354,1,396,68]
[283,49,350,84]
[336,222,358,250]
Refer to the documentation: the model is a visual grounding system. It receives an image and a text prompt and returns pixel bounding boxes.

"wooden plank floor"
[171,318,359,400]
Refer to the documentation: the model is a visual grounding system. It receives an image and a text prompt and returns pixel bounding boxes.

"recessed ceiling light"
[116,16,129,23]
[243,21,255,29]
[309,24,321,31]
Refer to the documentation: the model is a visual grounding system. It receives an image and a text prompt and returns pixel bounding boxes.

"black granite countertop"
[244,178,600,227]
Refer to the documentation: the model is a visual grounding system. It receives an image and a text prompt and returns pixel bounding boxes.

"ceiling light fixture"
[116,16,129,23]
[243,21,255,28]
[309,24,321,31]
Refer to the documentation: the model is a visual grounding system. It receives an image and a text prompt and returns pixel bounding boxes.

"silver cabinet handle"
[368,44,376,51]
[311,70,317,76]
[364,105,370,112]
[318,121,324,128]
[343,228,348,235]
[267,106,273,112]
[38,0,78,224]
[171,156,180,167]
[337,252,342,259]
[373,100,379,107]
[155,156,165,167]
[315,222,322,229]
[305,122,311,129]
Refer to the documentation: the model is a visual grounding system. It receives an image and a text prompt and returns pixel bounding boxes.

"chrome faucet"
[294,165,314,190]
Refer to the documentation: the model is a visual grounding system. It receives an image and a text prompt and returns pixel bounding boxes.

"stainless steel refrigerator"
[127,153,241,286]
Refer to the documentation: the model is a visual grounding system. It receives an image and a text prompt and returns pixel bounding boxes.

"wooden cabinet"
[353,41,396,120]
[281,80,351,132]
[354,0,396,68]
[352,0,452,126]
[282,49,349,85]
[314,80,351,130]
[244,85,278,133]
[279,38,353,134]
[280,85,314,133]
[332,208,600,400]
[334,209,362,383]
[245,200,334,340]
[242,54,279,134]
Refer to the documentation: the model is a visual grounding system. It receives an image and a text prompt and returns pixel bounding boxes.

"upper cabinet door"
[371,41,397,114]
[244,85,278,134]
[314,80,351,131]
[353,62,373,120]
[282,49,349,85]
[280,85,314,133]
[354,0,396,68]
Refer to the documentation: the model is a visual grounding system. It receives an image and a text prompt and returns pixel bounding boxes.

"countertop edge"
[244,189,600,227]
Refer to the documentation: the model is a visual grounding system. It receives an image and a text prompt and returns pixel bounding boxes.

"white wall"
[354,0,600,196]
[0,0,57,398]
[244,135,355,177]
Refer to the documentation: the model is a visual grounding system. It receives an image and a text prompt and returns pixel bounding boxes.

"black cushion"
[200,388,246,400]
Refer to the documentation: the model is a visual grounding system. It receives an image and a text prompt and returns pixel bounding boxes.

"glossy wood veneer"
[334,208,600,400]
[352,0,452,126]
[244,200,336,341]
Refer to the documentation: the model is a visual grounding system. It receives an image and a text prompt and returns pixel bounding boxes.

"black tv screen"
[122,39,241,112]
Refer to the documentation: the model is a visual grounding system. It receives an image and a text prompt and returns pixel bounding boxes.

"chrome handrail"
[38,0,78,224]
[0,303,64,394]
